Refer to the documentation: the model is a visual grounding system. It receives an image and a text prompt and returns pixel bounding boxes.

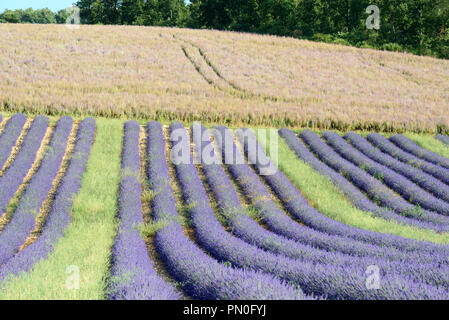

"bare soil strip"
[0,116,7,137]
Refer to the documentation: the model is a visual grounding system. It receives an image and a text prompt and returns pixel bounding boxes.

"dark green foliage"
[0,7,59,24]
[187,0,449,59]
[1,0,448,59]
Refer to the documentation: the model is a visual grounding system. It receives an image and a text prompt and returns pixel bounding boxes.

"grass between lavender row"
[0,118,122,299]
[262,133,449,244]
[0,116,448,299]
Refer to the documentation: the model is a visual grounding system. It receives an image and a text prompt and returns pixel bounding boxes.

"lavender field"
[1,24,448,132]
[0,18,448,302]
[1,112,449,300]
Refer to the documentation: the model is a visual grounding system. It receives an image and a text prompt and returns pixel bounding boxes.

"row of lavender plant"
[436,134,449,146]
[0,118,96,284]
[107,120,180,300]
[237,128,449,288]
[0,116,49,217]
[195,125,449,290]
[193,124,348,263]
[278,128,439,231]
[390,134,449,169]
[173,123,449,299]
[147,121,303,300]
[0,116,73,266]
[300,130,449,230]
[323,132,449,216]
[344,132,449,204]
[0,114,27,170]
[218,126,420,259]
[368,133,449,186]
[232,127,449,260]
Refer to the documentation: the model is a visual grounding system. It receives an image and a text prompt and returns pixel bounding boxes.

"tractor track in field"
[174,34,302,105]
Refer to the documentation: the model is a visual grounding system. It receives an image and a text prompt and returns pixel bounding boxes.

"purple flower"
[107,120,180,300]
[196,125,449,293]
[0,116,49,218]
[169,123,447,300]
[279,128,440,231]
[323,131,449,216]
[0,118,95,283]
[344,132,449,205]
[390,134,449,169]
[368,133,449,186]
[0,116,73,266]
[436,134,449,146]
[147,121,305,300]
[246,128,449,262]
[0,113,27,170]
[300,130,449,229]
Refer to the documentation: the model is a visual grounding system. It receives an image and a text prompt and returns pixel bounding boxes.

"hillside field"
[1,24,449,301]
[1,24,448,132]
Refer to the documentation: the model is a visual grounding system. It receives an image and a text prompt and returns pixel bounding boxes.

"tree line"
[1,0,448,59]
[0,7,70,24]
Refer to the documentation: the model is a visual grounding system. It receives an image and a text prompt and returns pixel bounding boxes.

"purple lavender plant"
[195,125,449,290]
[368,133,449,185]
[323,131,449,216]
[107,120,180,300]
[390,134,449,169]
[344,132,449,203]
[436,134,449,146]
[239,128,449,261]
[0,114,27,170]
[172,123,447,300]
[147,121,305,300]
[0,116,73,266]
[300,130,449,229]
[279,128,440,231]
[0,116,49,217]
[223,127,444,257]
[0,118,95,283]
[193,124,342,263]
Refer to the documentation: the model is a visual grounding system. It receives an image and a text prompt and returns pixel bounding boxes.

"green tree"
[75,0,94,23]
[0,9,21,23]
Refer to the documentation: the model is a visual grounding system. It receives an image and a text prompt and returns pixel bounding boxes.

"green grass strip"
[262,133,449,244]
[404,133,449,159]
[0,118,122,299]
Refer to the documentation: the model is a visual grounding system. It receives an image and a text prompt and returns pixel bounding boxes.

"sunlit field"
[1,23,449,301]
[1,24,448,132]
